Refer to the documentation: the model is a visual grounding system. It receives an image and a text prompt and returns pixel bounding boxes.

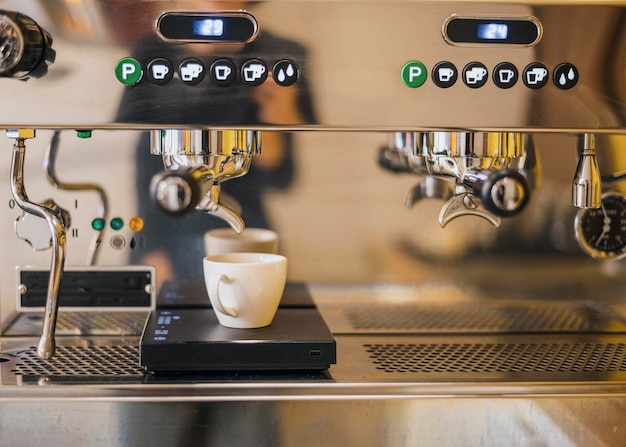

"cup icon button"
[210,59,236,85]
[242,59,268,86]
[493,62,518,89]
[432,61,458,88]
[523,62,549,89]
[462,62,488,88]
[147,59,173,85]
[179,59,205,85]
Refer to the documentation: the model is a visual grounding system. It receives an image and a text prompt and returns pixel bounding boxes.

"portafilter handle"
[462,167,531,217]
[438,168,530,228]
[150,168,245,233]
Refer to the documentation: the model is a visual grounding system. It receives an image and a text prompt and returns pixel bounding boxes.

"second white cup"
[204,228,278,256]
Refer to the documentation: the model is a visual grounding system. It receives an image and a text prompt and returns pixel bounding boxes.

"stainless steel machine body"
[2,1,626,445]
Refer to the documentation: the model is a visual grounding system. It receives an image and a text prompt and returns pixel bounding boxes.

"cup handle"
[208,274,238,317]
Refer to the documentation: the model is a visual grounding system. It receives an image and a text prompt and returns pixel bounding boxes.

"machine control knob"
[463,168,530,217]
[14,199,70,250]
[150,169,204,216]
[0,10,55,79]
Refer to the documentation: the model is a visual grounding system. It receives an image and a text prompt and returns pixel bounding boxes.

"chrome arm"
[9,133,66,359]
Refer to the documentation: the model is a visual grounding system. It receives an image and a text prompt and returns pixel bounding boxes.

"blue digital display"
[192,19,224,37]
[477,23,509,40]
[158,13,257,43]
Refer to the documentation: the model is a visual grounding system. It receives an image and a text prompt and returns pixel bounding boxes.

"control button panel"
[432,61,457,88]
[115,57,143,85]
[210,59,236,85]
[462,61,488,88]
[401,60,579,90]
[553,62,578,90]
[493,62,518,89]
[401,60,428,88]
[147,58,173,84]
[115,57,299,87]
[522,62,549,89]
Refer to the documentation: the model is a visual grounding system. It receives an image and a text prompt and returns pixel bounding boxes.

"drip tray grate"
[333,334,626,381]
[323,300,626,334]
[8,345,144,379]
[365,342,626,373]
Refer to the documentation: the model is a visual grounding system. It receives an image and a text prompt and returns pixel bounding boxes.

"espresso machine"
[2,1,626,445]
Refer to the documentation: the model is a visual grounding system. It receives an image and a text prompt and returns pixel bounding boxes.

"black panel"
[445,17,540,45]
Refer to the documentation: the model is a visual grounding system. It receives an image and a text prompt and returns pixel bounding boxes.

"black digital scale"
[139,282,336,372]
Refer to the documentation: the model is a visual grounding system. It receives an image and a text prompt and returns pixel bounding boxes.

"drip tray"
[320,299,626,334]
[3,298,626,384]
[332,334,626,381]
[320,297,626,381]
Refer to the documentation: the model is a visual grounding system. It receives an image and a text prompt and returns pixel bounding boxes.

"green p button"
[401,61,427,88]
[115,57,143,85]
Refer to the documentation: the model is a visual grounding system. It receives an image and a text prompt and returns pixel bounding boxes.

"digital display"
[192,19,224,37]
[158,12,258,43]
[444,16,541,46]
[477,23,508,40]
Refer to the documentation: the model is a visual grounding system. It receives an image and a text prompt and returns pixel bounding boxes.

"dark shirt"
[116,31,315,280]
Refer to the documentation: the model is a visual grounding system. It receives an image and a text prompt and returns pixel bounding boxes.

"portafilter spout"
[149,129,261,233]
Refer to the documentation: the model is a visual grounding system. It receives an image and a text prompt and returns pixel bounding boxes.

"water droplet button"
[553,62,578,90]
[272,60,298,87]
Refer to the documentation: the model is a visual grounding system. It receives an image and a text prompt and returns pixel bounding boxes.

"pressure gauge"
[575,193,626,260]
[0,10,55,79]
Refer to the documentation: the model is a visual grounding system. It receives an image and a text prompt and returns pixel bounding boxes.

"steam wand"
[8,129,66,359]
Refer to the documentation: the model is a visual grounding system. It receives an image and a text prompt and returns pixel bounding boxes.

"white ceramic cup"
[204,228,278,256]
[203,252,288,328]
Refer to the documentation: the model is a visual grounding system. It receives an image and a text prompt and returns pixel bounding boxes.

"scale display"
[444,16,542,45]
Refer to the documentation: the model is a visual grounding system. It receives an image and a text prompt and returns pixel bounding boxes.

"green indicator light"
[110,217,124,231]
[401,61,428,88]
[91,218,105,231]
[115,57,143,86]
[76,130,92,138]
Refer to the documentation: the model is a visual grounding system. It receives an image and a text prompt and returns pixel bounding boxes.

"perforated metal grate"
[346,303,611,332]
[364,342,626,373]
[11,345,143,377]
